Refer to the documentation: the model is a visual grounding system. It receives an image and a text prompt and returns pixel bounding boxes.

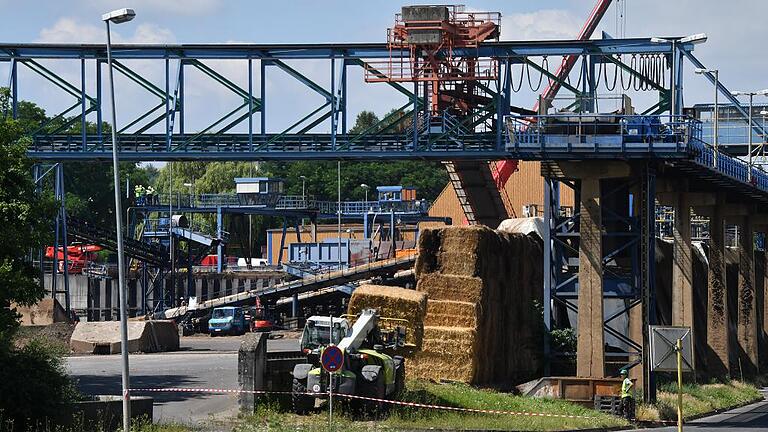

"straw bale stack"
[347,284,427,348]
[410,224,543,386]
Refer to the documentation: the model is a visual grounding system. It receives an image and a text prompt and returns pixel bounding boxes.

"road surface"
[66,334,299,424]
[627,392,768,431]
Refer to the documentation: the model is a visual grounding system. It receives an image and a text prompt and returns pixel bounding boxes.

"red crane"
[492,0,614,189]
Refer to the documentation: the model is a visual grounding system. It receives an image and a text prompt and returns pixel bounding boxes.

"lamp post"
[732,89,768,181]
[695,68,719,167]
[102,7,136,432]
[299,175,306,202]
[650,34,707,116]
[360,183,370,203]
[183,182,193,206]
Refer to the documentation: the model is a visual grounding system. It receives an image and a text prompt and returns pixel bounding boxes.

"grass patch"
[132,422,194,432]
[235,381,627,431]
[637,380,762,421]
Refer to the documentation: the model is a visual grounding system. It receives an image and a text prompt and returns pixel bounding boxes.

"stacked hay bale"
[347,284,427,349]
[411,225,544,385]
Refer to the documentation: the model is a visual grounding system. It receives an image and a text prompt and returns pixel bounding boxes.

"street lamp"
[695,68,719,166]
[732,89,768,181]
[650,34,708,116]
[299,175,306,201]
[183,182,194,207]
[103,7,135,432]
[360,183,370,202]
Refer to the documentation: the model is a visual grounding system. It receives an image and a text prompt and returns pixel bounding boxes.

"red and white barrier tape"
[131,387,598,420]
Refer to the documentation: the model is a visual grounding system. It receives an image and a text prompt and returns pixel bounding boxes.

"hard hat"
[620,369,628,376]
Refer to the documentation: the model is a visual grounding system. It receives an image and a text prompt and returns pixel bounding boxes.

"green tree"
[261,110,448,201]
[0,93,57,349]
[1,87,156,227]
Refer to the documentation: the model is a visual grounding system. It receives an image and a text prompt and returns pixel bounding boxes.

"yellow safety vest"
[621,377,633,398]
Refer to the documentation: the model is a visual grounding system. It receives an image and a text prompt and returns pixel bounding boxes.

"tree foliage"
[0,91,57,348]
[261,110,447,201]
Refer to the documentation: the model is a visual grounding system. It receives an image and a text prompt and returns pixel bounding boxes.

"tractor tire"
[359,370,387,419]
[292,377,314,414]
[393,356,405,397]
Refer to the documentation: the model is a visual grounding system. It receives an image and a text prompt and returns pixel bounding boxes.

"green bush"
[0,337,80,430]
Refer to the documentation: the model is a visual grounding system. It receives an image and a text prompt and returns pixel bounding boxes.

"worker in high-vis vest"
[620,369,635,421]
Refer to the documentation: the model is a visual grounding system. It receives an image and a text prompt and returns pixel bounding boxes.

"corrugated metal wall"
[427,161,575,226]
[267,225,418,265]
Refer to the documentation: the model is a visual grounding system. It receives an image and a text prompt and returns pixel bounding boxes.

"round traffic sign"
[321,345,344,373]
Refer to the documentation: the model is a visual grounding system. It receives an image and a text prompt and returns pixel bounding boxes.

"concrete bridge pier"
[734,215,757,377]
[696,195,730,377]
[576,175,605,378]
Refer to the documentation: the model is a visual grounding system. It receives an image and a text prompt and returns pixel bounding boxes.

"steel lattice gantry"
[0,38,706,161]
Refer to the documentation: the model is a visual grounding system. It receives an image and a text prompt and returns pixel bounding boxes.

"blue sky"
[1,0,765,138]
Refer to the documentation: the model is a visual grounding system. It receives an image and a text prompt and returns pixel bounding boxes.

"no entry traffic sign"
[321,345,344,373]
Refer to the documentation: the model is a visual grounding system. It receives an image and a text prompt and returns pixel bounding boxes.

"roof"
[234,177,285,183]
[377,185,415,192]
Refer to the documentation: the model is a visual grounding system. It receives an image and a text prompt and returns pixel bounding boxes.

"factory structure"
[10,1,768,403]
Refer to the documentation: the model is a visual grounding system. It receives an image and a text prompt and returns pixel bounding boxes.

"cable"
[510,61,524,93]
[605,57,619,92]
[525,58,544,92]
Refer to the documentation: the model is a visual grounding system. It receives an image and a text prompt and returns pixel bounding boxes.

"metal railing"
[504,114,699,154]
[136,192,430,215]
[690,140,768,192]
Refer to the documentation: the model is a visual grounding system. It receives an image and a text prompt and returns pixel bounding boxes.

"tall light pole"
[732,89,768,181]
[695,68,719,167]
[183,182,194,206]
[299,175,306,202]
[103,7,135,432]
[360,183,370,202]
[650,34,707,116]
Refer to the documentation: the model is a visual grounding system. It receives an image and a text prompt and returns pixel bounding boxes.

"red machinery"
[45,244,103,274]
[248,296,274,332]
[365,5,500,115]
[493,0,614,188]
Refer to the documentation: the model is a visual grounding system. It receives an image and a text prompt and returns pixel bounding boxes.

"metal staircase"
[443,161,509,227]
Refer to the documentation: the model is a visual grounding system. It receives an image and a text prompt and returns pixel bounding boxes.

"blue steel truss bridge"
[8,34,768,402]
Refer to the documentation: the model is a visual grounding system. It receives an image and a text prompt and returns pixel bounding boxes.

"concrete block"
[70,320,179,354]
[239,333,267,414]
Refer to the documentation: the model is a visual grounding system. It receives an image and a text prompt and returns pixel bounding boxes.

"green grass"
[637,380,762,422]
[235,381,628,431]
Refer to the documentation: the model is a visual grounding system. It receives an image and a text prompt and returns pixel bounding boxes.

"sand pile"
[410,225,544,385]
[347,284,427,348]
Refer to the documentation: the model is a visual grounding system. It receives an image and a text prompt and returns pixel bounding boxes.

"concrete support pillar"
[706,198,729,377]
[757,225,768,369]
[577,177,604,378]
[629,302,644,391]
[238,333,266,414]
[672,194,694,329]
[737,217,758,376]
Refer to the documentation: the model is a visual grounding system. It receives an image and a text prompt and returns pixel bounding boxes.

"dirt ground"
[14,322,77,350]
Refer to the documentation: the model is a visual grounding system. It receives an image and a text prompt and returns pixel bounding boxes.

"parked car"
[208,306,247,336]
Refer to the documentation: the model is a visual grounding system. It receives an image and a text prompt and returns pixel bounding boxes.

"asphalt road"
[66,334,299,425]
[627,393,768,431]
